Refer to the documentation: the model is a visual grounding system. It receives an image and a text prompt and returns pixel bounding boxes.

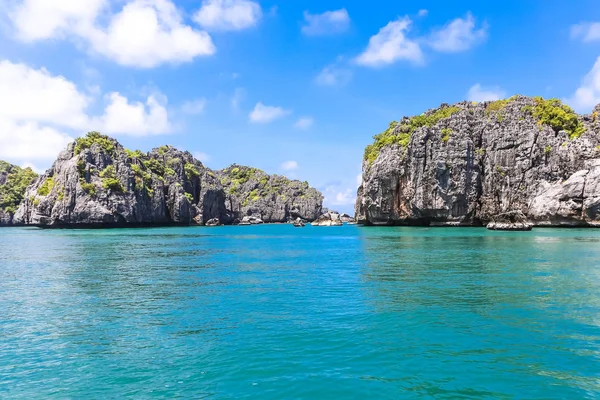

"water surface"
[1,225,600,399]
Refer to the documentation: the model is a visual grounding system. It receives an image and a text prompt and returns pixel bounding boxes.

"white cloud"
[0,120,73,164]
[181,98,207,115]
[566,56,600,113]
[281,161,299,171]
[231,87,245,110]
[193,0,262,31]
[97,93,171,136]
[467,84,506,102]
[193,152,211,162]
[356,173,362,187]
[355,17,423,67]
[0,60,175,164]
[9,0,216,68]
[295,117,314,129]
[11,0,105,41]
[571,22,600,42]
[418,9,428,17]
[324,187,356,206]
[315,64,352,86]
[0,60,90,130]
[301,9,350,36]
[249,102,290,123]
[428,13,487,53]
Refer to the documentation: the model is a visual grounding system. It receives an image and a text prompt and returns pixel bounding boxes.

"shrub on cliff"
[0,164,38,214]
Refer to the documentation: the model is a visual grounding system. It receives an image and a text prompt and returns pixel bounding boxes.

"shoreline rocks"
[312,212,343,226]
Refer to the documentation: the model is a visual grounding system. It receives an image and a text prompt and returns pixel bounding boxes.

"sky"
[0,0,600,214]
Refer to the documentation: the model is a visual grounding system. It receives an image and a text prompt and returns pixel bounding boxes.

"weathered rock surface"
[13,133,323,227]
[356,96,600,227]
[0,161,38,226]
[312,212,343,226]
[218,165,323,223]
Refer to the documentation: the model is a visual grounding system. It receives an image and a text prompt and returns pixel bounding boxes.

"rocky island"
[356,96,600,228]
[0,132,323,227]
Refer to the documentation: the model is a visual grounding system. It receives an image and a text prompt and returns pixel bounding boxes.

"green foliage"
[143,158,165,176]
[441,128,453,143]
[74,132,115,155]
[184,163,200,179]
[76,158,86,178]
[485,96,518,114]
[57,188,65,201]
[544,145,552,155]
[528,97,585,139]
[227,166,257,185]
[37,177,55,196]
[184,192,194,203]
[125,149,145,159]
[157,145,171,156]
[364,106,461,163]
[495,166,505,176]
[99,165,124,193]
[475,148,485,156]
[131,163,153,196]
[80,180,97,196]
[0,164,38,213]
[165,168,176,177]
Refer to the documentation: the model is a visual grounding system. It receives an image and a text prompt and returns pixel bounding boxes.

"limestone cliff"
[356,96,600,227]
[12,132,322,227]
[0,161,37,225]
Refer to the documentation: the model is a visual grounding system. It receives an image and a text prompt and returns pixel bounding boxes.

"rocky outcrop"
[218,165,323,223]
[486,211,533,231]
[312,212,343,226]
[0,161,38,226]
[356,96,600,227]
[13,132,323,227]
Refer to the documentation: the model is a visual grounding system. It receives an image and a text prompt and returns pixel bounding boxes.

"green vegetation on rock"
[0,163,38,214]
[74,132,115,155]
[80,181,96,196]
[100,165,124,193]
[184,163,200,179]
[37,177,55,196]
[184,192,194,203]
[441,128,453,143]
[364,106,461,163]
[524,97,585,139]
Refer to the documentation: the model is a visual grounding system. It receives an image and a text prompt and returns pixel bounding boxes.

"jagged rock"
[240,215,264,225]
[218,165,322,223]
[12,133,323,228]
[311,212,343,226]
[0,161,38,226]
[486,211,533,231]
[293,217,305,227]
[205,218,221,226]
[339,213,356,223]
[356,96,600,227]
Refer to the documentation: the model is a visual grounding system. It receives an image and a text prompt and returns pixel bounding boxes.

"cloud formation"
[249,102,290,123]
[193,0,262,31]
[355,17,423,67]
[295,117,314,130]
[428,13,487,53]
[571,22,600,42]
[301,9,350,36]
[280,160,299,171]
[9,0,216,68]
[566,56,600,112]
[0,60,174,165]
[467,84,506,102]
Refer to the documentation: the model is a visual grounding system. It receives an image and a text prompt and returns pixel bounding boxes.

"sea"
[1,225,600,399]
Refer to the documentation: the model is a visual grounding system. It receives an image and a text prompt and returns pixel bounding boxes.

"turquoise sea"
[1,225,600,399]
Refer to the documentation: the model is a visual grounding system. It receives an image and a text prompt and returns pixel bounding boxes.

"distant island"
[356,96,600,228]
[3,96,600,229]
[0,132,323,227]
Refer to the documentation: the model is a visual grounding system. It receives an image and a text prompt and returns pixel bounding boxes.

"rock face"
[312,212,343,226]
[356,96,600,227]
[218,165,323,223]
[0,161,38,226]
[13,132,323,227]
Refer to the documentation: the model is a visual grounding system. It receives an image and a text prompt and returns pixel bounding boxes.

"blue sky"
[0,0,600,213]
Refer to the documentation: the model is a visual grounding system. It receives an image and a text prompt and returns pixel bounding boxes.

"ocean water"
[1,225,600,399]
